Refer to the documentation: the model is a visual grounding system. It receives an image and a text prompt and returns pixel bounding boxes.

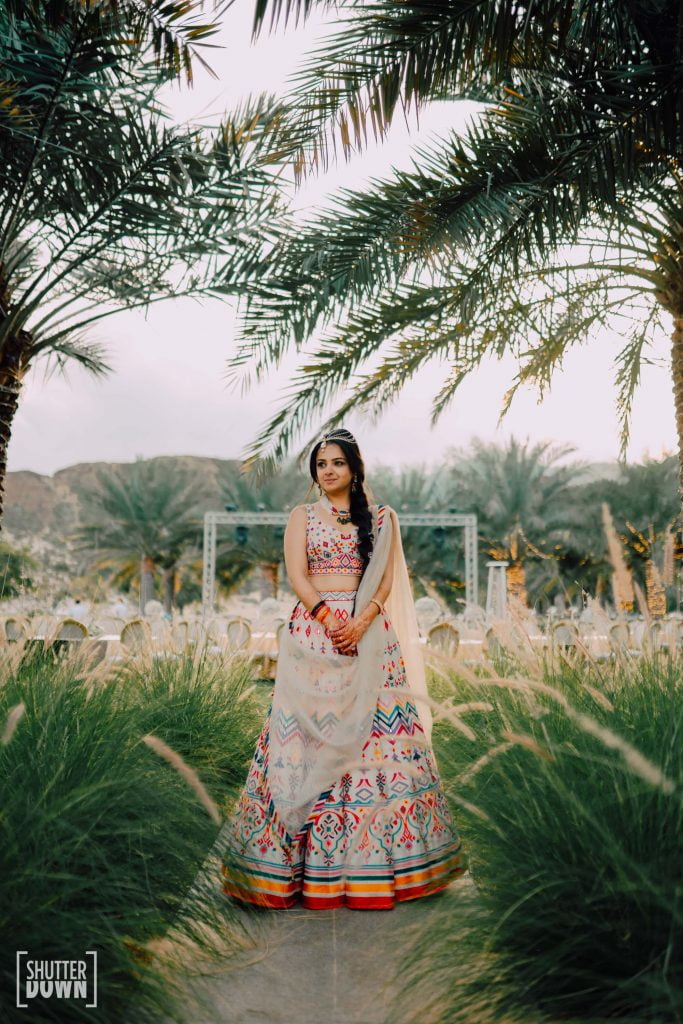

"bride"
[222,427,465,909]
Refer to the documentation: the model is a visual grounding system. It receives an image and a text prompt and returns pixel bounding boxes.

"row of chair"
[1,615,259,652]
[6,613,675,665]
[425,618,683,659]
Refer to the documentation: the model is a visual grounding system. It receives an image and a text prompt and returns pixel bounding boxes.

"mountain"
[3,456,239,550]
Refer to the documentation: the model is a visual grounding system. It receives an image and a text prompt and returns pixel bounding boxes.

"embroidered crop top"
[306,504,364,576]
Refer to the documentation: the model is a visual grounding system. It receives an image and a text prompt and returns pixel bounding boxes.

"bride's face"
[315,444,353,498]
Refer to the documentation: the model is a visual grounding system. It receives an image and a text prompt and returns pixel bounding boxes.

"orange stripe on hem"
[223,884,297,909]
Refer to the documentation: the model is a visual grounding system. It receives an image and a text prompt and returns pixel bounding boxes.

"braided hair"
[309,428,374,570]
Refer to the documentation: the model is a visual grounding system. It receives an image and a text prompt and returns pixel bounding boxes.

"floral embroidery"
[306,505,365,575]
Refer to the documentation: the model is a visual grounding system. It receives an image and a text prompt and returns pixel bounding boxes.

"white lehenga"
[221,503,465,909]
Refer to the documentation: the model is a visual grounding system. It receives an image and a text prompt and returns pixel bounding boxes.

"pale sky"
[9,2,677,476]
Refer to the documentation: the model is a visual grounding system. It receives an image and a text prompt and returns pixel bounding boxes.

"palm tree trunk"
[260,562,279,599]
[268,562,279,598]
[0,377,21,525]
[645,558,666,619]
[506,561,528,607]
[671,311,683,517]
[0,328,31,528]
[162,568,176,615]
[140,556,156,612]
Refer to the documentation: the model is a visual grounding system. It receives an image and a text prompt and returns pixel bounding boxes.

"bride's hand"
[329,615,367,655]
[322,612,350,654]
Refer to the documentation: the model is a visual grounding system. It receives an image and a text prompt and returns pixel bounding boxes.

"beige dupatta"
[268,504,432,841]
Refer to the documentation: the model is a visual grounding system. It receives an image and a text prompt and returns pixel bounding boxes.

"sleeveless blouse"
[306,503,364,576]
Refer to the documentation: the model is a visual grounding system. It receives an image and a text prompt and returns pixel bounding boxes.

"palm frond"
[250,0,682,174]
[33,333,112,378]
[613,308,662,458]
[230,84,668,393]
[0,86,287,358]
[1,1,227,83]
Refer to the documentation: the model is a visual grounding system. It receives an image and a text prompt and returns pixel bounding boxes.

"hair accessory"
[319,427,358,451]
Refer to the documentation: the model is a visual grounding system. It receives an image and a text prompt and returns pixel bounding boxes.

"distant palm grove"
[4,441,676,616]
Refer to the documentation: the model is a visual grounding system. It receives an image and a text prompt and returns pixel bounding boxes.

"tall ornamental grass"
[0,643,261,1024]
[408,653,682,1024]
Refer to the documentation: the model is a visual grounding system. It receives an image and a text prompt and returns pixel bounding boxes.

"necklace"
[320,493,352,525]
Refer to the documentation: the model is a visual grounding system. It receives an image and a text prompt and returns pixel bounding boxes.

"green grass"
[411,653,683,1024]
[0,643,262,1023]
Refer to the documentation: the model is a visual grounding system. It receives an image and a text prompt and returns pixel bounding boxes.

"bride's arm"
[283,506,326,610]
[283,507,347,635]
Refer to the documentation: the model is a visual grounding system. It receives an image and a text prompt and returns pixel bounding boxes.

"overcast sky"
[9,1,677,477]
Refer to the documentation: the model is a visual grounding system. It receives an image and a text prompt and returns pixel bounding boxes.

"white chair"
[81,637,109,667]
[120,619,152,653]
[647,620,667,654]
[484,626,505,660]
[225,617,251,651]
[427,622,460,657]
[552,620,578,650]
[612,620,645,659]
[54,618,88,641]
[186,620,207,645]
[4,617,29,643]
[608,621,630,654]
[415,597,442,633]
[171,620,189,650]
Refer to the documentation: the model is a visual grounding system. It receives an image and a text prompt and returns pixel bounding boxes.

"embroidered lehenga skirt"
[221,592,466,910]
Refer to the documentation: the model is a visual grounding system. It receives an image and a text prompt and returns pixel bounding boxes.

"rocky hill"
[3,456,238,551]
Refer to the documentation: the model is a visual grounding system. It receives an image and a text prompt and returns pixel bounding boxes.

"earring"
[317,483,322,495]
[352,475,357,491]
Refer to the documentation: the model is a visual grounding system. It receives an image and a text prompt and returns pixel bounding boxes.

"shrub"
[0,645,261,1023]
[411,654,683,1023]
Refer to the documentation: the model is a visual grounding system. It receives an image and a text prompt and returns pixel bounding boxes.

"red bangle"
[316,604,331,623]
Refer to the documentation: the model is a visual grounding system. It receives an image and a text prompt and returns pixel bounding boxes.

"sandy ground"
[168,852,477,1024]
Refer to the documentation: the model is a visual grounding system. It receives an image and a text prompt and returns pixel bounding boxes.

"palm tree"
[0,1,283,522]
[448,438,584,608]
[371,464,467,608]
[574,454,679,610]
[76,460,207,613]
[0,540,34,599]
[227,0,683,507]
[217,463,311,598]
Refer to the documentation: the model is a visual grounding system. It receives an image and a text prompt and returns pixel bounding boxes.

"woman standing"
[222,428,465,909]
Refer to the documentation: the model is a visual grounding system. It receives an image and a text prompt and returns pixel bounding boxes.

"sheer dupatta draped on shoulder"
[268,504,432,842]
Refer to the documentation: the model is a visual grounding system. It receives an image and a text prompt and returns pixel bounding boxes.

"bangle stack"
[369,597,384,616]
[310,600,331,624]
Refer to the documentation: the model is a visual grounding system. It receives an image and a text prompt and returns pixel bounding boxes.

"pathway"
[171,867,477,1024]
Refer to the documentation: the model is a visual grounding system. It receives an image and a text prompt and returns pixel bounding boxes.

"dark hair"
[309,429,373,569]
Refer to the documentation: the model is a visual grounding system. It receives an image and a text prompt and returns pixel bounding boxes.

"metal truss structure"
[202,510,478,616]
